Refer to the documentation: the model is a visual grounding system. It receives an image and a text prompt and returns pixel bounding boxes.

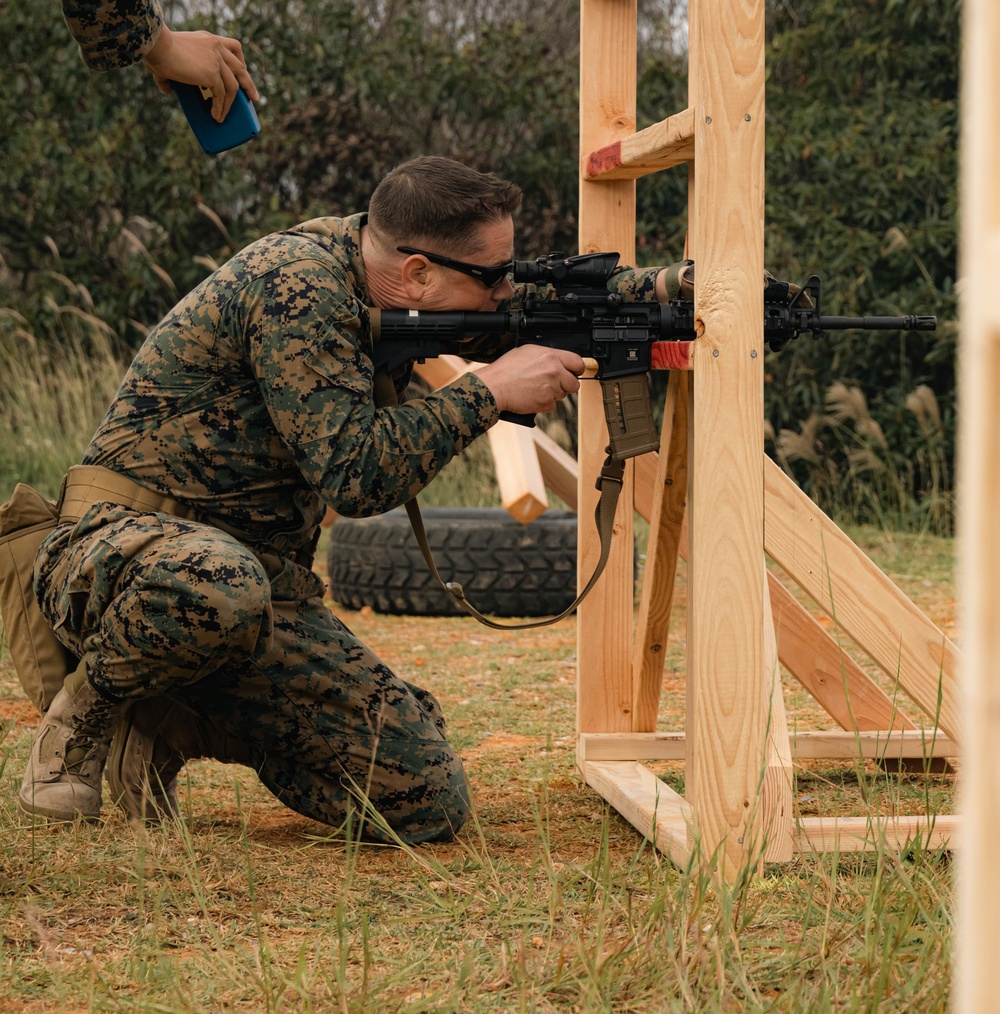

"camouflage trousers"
[33,504,469,843]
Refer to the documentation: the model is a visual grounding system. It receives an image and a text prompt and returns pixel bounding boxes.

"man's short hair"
[368,156,522,255]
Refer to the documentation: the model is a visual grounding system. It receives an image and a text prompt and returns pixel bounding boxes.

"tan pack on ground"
[0,483,73,713]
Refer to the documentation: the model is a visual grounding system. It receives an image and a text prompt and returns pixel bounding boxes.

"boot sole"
[17,788,101,822]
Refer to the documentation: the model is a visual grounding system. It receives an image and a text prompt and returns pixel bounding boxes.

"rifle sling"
[372,367,623,630]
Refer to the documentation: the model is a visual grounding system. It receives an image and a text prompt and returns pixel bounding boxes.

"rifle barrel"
[817,315,937,332]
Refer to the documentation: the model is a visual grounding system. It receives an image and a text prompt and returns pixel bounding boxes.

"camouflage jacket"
[83,214,662,555]
[62,0,164,71]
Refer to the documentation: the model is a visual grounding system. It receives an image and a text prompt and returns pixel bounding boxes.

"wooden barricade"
[413,0,960,882]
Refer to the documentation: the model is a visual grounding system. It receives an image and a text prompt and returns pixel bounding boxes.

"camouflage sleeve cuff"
[608,261,693,300]
[426,371,500,445]
[62,0,164,71]
[607,264,665,302]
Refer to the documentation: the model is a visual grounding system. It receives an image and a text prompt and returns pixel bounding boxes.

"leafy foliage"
[762,0,959,529]
[0,0,959,528]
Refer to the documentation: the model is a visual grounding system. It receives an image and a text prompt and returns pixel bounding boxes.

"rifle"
[368,251,937,463]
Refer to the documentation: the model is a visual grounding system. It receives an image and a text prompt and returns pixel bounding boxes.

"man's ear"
[399,253,433,302]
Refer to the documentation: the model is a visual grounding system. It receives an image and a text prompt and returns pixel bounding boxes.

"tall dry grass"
[0,293,127,502]
[768,380,953,536]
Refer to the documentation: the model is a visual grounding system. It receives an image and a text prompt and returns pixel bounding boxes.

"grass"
[0,527,957,1012]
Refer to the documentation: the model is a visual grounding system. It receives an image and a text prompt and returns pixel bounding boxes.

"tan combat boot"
[105,698,253,822]
[18,659,124,821]
[105,701,185,821]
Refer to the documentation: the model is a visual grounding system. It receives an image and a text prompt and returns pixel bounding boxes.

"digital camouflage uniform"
[34,213,662,842]
[62,0,164,71]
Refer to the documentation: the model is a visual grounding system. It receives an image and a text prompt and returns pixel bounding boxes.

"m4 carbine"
[368,251,936,462]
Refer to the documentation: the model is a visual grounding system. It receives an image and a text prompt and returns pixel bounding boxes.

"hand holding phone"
[173,82,260,155]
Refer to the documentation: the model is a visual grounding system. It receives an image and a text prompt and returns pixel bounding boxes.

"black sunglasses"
[396,245,513,290]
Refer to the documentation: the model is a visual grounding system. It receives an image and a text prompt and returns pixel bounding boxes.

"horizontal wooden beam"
[579,731,686,762]
[795,814,957,853]
[584,108,696,180]
[789,728,957,760]
[579,729,958,762]
[584,758,955,858]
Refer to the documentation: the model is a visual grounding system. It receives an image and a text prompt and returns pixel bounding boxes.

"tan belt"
[57,465,310,562]
[58,465,198,523]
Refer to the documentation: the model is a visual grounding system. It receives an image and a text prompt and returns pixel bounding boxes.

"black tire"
[326,507,580,617]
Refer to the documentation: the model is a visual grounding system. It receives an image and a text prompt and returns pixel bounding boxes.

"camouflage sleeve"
[607,264,667,301]
[247,260,499,518]
[62,0,164,71]
[512,264,671,304]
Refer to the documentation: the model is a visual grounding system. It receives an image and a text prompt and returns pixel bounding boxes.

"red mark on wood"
[585,141,623,178]
[650,342,693,370]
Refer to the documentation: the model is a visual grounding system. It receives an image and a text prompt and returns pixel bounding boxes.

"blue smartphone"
[172,82,260,155]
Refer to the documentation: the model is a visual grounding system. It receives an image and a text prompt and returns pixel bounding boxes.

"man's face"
[413,216,515,312]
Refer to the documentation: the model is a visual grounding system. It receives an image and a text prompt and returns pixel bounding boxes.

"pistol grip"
[498,411,536,428]
[600,375,660,460]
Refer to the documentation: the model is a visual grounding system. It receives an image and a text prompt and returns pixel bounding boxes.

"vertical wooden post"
[632,373,690,731]
[577,0,638,737]
[957,0,1000,1008]
[685,0,767,878]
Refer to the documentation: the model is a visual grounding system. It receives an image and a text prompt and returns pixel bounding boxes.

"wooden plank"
[628,453,919,739]
[531,429,579,508]
[578,730,958,762]
[763,458,961,742]
[957,1,1000,1008]
[795,815,957,854]
[632,372,690,730]
[789,729,958,761]
[584,107,696,180]
[768,572,917,734]
[582,760,694,867]
[978,230,1000,330]
[762,570,794,862]
[413,355,578,519]
[683,0,768,882]
[488,422,548,524]
[577,0,638,737]
[411,354,471,391]
[650,341,695,370]
[579,731,685,761]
